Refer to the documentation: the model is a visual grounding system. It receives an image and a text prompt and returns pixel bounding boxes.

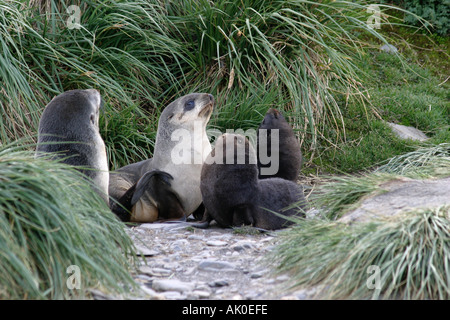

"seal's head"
[160,93,214,130]
[154,93,214,164]
[258,108,288,131]
[210,133,257,166]
[36,89,108,203]
[38,89,103,138]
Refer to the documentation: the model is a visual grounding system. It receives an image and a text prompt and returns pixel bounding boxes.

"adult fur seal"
[36,89,109,203]
[257,108,302,181]
[109,93,214,222]
[199,133,305,230]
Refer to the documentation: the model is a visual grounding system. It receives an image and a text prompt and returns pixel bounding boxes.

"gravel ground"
[96,221,315,300]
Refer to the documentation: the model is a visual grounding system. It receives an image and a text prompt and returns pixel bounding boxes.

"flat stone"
[191,290,211,299]
[152,279,195,293]
[380,44,398,54]
[139,266,171,276]
[140,286,165,300]
[250,271,265,279]
[340,177,450,223]
[208,280,229,288]
[198,260,237,272]
[387,122,428,142]
[187,235,204,240]
[162,291,183,300]
[206,240,228,247]
[135,245,159,257]
[231,241,254,251]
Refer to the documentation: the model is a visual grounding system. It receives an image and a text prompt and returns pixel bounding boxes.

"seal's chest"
[168,163,203,214]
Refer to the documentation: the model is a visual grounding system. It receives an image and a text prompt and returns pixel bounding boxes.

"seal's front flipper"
[110,184,137,222]
[131,170,173,206]
[110,170,173,222]
[131,169,186,221]
[154,185,186,220]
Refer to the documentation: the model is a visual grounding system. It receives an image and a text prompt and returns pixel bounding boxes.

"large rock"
[339,176,450,223]
[387,122,429,142]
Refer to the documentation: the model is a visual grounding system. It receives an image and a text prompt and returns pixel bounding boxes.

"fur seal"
[36,89,109,203]
[109,93,214,222]
[199,133,306,230]
[257,108,302,181]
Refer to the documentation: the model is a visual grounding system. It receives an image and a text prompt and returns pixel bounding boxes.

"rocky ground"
[108,222,313,300]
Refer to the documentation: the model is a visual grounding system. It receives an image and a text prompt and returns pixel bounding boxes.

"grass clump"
[0,146,137,299]
[272,206,450,300]
[376,142,450,177]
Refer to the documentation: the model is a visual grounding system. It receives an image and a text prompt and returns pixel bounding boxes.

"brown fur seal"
[109,93,214,222]
[257,108,302,181]
[199,133,306,230]
[36,89,109,203]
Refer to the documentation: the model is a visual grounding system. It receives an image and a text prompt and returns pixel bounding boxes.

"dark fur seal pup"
[257,108,302,181]
[36,89,109,203]
[199,133,306,230]
[109,93,214,222]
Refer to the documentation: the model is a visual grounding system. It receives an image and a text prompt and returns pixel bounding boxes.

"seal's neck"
[154,122,211,166]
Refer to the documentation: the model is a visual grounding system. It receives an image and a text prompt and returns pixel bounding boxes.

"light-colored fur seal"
[109,93,214,222]
[36,89,109,203]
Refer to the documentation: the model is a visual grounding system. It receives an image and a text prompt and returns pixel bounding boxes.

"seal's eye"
[184,99,195,111]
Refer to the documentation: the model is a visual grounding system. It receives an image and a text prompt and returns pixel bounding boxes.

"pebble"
[380,43,398,54]
[208,280,229,288]
[152,279,195,293]
[191,290,211,299]
[140,286,165,300]
[231,241,255,251]
[206,240,228,247]
[135,245,159,257]
[162,291,183,300]
[197,260,237,272]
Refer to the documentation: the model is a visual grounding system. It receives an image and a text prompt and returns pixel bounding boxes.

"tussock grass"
[1,0,421,168]
[377,143,450,177]
[167,0,409,147]
[0,146,137,299]
[0,0,184,168]
[272,206,450,300]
